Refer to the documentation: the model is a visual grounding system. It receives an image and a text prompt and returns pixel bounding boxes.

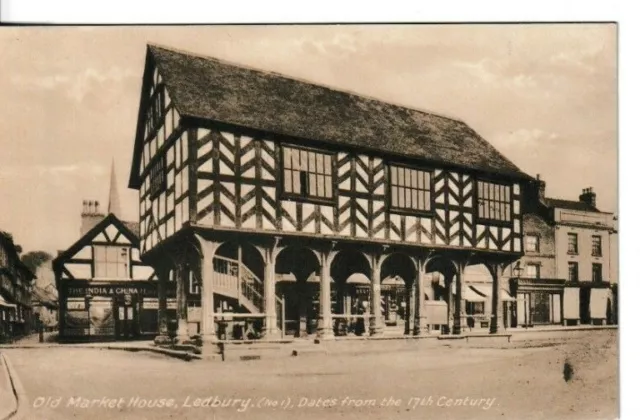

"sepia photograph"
[0,23,618,419]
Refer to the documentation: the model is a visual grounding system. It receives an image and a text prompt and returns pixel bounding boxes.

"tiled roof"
[131,44,531,186]
[545,198,601,213]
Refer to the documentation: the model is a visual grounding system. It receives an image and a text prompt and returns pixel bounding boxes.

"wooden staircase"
[212,255,265,314]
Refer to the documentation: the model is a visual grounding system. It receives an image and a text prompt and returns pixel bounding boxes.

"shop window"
[526,264,540,279]
[568,262,579,282]
[530,292,551,324]
[389,165,432,214]
[94,246,130,279]
[282,145,333,203]
[567,233,578,254]
[477,180,511,223]
[592,236,602,257]
[525,235,540,253]
[592,263,603,282]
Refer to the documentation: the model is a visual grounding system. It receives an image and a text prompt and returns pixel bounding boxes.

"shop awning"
[469,284,517,302]
[0,295,17,309]
[346,273,370,285]
[382,276,405,286]
[452,285,485,303]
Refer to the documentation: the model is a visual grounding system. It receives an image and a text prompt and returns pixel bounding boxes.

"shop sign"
[67,285,157,298]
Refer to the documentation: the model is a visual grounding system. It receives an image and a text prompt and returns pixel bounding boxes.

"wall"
[517,213,556,279]
[554,208,614,282]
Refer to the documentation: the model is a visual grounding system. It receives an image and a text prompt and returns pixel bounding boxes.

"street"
[3,330,617,420]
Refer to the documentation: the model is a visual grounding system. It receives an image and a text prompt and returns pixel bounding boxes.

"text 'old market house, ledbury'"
[128,44,534,343]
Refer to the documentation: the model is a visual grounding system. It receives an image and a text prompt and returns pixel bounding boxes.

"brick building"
[508,178,617,326]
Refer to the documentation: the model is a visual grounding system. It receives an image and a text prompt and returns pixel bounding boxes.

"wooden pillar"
[452,268,463,335]
[175,261,189,341]
[414,270,425,336]
[296,279,308,337]
[369,253,384,336]
[316,249,335,340]
[153,264,170,345]
[198,239,215,338]
[405,279,416,335]
[489,263,504,334]
[262,245,279,339]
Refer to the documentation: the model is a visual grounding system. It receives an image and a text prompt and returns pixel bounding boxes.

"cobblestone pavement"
[2,329,618,420]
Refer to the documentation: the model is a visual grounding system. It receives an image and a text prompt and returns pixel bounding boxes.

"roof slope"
[144,44,529,180]
[545,198,601,213]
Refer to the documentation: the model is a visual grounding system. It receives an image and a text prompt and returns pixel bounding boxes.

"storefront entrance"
[114,295,139,340]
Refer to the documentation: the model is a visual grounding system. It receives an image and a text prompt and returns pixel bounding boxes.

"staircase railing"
[212,255,264,313]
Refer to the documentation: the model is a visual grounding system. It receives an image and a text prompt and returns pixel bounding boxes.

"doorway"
[579,287,591,325]
[114,295,138,340]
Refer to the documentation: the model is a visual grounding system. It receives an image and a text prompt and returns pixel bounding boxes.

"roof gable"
[129,44,530,187]
[53,214,140,266]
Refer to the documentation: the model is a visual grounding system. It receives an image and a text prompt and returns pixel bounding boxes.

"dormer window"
[282,145,334,203]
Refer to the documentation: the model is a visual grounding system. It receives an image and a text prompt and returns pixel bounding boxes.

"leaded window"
[389,165,432,213]
[477,180,511,222]
[282,146,333,201]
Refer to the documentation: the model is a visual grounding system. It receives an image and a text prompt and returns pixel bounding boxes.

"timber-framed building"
[128,44,534,344]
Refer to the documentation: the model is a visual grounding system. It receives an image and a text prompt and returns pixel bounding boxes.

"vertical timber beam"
[262,238,280,339]
[489,262,504,334]
[153,262,171,345]
[452,261,465,335]
[316,243,337,340]
[369,251,384,336]
[175,256,189,342]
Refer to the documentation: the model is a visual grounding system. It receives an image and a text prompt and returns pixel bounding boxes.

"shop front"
[509,278,564,327]
[60,282,174,341]
[562,281,612,326]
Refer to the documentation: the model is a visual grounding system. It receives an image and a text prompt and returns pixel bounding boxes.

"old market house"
[128,44,533,345]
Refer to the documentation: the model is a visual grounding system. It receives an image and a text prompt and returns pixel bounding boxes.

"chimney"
[80,199,105,236]
[535,174,546,202]
[579,187,597,208]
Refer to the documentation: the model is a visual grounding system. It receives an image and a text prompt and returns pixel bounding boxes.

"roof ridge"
[147,43,466,125]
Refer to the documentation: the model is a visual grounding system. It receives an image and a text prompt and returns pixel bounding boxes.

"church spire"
[107,159,122,218]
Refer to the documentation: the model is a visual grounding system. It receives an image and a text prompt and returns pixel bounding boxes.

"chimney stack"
[80,199,105,236]
[579,187,597,208]
[535,174,546,203]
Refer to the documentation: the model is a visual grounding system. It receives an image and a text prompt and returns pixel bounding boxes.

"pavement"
[0,328,618,420]
[0,353,18,420]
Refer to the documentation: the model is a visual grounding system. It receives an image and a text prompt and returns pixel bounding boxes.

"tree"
[20,251,53,274]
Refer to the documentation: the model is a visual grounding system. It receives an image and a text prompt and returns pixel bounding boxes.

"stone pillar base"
[153,334,172,346]
[315,327,335,342]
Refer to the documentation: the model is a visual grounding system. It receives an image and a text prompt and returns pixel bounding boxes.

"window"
[477,180,511,223]
[94,246,130,278]
[525,235,540,253]
[568,262,579,282]
[526,264,540,279]
[282,146,333,201]
[592,263,603,282]
[148,157,166,199]
[567,233,578,254]
[592,236,602,256]
[389,165,432,213]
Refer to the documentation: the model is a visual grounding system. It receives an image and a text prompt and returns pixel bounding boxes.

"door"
[579,287,591,324]
[114,295,138,340]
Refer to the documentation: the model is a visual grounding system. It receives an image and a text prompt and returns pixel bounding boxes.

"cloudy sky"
[0,24,617,255]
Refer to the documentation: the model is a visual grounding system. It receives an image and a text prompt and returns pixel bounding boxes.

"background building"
[508,178,617,326]
[0,230,35,341]
[53,164,162,341]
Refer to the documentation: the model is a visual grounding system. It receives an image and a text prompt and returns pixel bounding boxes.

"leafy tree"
[20,251,53,274]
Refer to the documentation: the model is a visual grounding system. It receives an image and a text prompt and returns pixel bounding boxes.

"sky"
[0,24,617,256]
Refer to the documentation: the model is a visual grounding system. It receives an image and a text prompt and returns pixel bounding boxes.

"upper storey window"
[477,180,511,223]
[389,165,432,214]
[94,246,130,279]
[282,145,334,203]
[149,157,166,199]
